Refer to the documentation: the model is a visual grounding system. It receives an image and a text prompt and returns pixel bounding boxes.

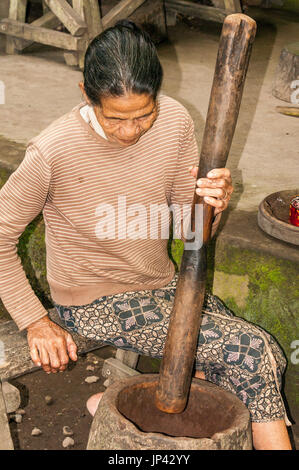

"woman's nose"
[119,120,139,138]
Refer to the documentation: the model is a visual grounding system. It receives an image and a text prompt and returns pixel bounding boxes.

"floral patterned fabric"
[54,274,289,423]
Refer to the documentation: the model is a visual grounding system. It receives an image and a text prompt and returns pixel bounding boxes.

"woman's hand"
[189,167,233,215]
[27,316,78,373]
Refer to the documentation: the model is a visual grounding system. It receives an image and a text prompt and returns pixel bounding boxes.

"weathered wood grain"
[6,0,28,54]
[276,106,299,117]
[44,0,87,36]
[102,0,146,30]
[155,14,257,414]
[0,18,87,50]
[165,0,226,24]
[272,43,299,103]
[223,0,242,13]
[14,10,62,51]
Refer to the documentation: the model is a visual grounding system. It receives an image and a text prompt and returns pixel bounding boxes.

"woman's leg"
[193,295,292,450]
[194,370,291,450]
[252,421,292,450]
[54,276,292,449]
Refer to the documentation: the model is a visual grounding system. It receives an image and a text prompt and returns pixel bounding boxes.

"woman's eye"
[106,119,120,125]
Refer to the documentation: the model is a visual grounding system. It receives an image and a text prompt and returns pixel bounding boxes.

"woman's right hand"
[27,316,78,373]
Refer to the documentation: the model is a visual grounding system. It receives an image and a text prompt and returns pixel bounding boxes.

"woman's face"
[93,92,158,147]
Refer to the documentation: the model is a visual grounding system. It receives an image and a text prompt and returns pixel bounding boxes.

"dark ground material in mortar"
[118,381,238,439]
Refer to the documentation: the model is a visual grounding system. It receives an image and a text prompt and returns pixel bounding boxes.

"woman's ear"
[78,81,90,104]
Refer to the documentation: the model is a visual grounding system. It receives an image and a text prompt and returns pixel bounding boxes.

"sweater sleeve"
[170,114,221,240]
[0,144,51,330]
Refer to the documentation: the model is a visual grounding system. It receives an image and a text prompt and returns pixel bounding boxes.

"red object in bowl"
[289,196,299,227]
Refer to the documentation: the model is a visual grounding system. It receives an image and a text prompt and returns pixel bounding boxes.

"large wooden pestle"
[155,14,257,414]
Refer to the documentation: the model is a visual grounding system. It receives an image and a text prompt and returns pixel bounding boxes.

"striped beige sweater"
[0,95,219,331]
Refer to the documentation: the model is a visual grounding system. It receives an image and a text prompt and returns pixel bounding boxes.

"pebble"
[63,426,74,436]
[84,376,99,384]
[31,427,42,436]
[86,365,95,371]
[86,353,99,364]
[15,409,26,415]
[62,437,75,448]
[45,395,53,405]
[14,414,22,423]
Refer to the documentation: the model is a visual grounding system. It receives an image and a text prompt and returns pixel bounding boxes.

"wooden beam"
[42,0,50,14]
[276,106,299,118]
[14,11,62,51]
[77,0,104,70]
[64,0,86,68]
[0,18,87,51]
[84,0,103,39]
[223,0,242,13]
[72,0,84,20]
[102,0,146,30]
[6,0,28,54]
[165,0,227,24]
[45,0,87,36]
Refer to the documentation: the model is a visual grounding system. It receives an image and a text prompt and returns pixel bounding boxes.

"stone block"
[1,380,21,413]
[0,382,14,450]
[213,271,249,308]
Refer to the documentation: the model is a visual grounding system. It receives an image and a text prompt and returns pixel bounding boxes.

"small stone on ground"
[31,428,42,436]
[63,426,74,436]
[84,376,99,384]
[62,437,75,448]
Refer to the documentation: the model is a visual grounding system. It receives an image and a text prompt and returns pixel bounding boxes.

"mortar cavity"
[117,380,238,439]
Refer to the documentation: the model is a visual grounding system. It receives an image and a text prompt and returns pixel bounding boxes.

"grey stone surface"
[87,375,252,450]
[0,382,14,450]
[218,209,299,263]
[1,380,21,413]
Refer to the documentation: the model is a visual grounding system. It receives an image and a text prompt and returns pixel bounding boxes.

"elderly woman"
[0,21,291,449]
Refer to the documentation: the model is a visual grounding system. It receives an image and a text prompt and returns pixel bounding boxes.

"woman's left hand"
[189,167,233,215]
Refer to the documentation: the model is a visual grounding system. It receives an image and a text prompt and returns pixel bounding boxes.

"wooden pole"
[155,13,257,414]
[6,0,28,54]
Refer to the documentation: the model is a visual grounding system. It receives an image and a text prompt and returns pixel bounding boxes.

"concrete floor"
[0,16,298,213]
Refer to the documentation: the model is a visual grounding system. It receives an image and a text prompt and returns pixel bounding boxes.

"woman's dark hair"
[83,20,163,105]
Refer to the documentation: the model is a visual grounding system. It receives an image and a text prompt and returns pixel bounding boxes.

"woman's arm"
[170,116,231,241]
[0,144,51,329]
[0,144,77,373]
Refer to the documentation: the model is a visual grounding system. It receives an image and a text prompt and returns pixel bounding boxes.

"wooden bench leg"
[6,0,28,54]
[102,350,140,387]
[78,0,103,70]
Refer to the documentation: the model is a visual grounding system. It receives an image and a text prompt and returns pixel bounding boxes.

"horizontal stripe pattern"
[0,95,200,330]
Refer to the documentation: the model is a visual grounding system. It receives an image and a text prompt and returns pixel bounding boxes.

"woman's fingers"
[189,166,232,181]
[188,166,233,215]
[202,196,226,209]
[66,334,78,362]
[27,318,77,374]
[56,339,70,372]
[195,186,229,200]
[39,345,52,374]
[207,168,232,180]
[30,344,41,368]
